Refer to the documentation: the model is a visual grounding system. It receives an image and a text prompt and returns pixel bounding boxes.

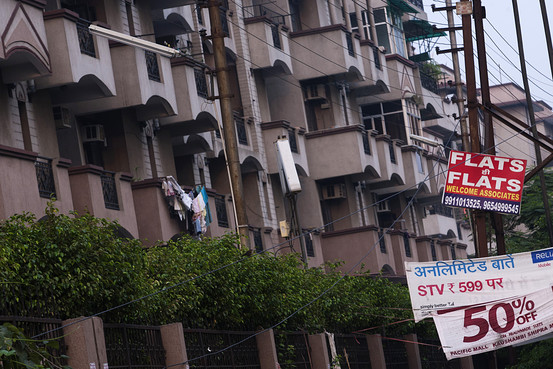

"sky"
[425,0,553,108]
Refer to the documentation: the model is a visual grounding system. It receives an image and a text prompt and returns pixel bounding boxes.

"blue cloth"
[199,186,212,226]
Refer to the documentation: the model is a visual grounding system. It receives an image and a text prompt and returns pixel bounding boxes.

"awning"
[387,0,418,14]
[404,19,446,41]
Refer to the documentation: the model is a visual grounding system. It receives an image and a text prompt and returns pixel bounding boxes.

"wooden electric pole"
[206,0,250,247]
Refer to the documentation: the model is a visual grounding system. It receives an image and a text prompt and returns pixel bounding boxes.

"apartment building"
[0,0,472,276]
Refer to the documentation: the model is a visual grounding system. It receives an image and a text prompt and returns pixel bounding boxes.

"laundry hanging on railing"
[161,176,212,236]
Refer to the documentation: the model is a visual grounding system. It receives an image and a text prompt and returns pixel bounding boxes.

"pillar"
[404,333,422,369]
[62,316,107,369]
[256,328,279,369]
[366,334,386,369]
[308,333,331,369]
[160,323,188,369]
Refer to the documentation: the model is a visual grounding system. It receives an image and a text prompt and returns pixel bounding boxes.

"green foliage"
[0,203,413,335]
[0,323,69,368]
[504,168,553,253]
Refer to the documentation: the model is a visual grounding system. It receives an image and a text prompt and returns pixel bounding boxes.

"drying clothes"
[199,186,213,226]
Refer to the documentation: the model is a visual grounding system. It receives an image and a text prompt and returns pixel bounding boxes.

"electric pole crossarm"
[525,153,553,182]
[487,104,553,152]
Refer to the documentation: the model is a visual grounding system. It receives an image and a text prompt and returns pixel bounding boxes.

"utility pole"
[472,0,506,257]
[206,0,250,247]
[457,1,488,258]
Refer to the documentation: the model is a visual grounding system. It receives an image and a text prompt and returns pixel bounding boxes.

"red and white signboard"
[433,286,553,360]
[442,151,526,215]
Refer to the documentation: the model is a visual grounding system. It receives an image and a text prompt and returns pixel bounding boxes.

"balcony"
[385,54,418,100]
[131,179,184,246]
[388,230,417,275]
[260,120,309,176]
[320,226,397,275]
[0,1,51,83]
[421,204,459,241]
[160,58,219,135]
[68,165,138,238]
[36,10,116,104]
[0,145,73,219]
[66,41,177,120]
[367,135,405,190]
[244,13,292,74]
[401,145,429,194]
[289,25,364,81]
[351,40,390,102]
[304,125,380,180]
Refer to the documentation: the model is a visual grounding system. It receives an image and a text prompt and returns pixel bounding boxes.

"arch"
[446,229,457,239]
[295,163,308,177]
[1,3,51,83]
[381,264,395,275]
[136,95,176,120]
[195,111,219,131]
[420,102,443,121]
[417,182,431,195]
[347,65,363,81]
[273,59,292,75]
[113,225,135,240]
[390,173,405,186]
[50,74,116,104]
[185,134,212,152]
[363,164,380,179]
[241,155,264,174]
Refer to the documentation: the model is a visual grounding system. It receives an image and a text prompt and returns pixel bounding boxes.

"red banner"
[442,151,526,215]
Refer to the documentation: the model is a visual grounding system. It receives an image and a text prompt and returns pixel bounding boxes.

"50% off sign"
[432,287,553,360]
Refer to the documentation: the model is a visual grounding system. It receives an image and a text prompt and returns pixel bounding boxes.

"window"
[194,69,208,98]
[362,100,413,142]
[373,6,407,57]
[350,11,371,40]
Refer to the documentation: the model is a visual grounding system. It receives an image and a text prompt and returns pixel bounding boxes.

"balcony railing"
[430,240,437,261]
[389,142,396,163]
[101,171,119,210]
[252,228,263,253]
[373,46,381,70]
[221,8,229,36]
[214,195,229,228]
[429,203,454,218]
[194,68,209,98]
[242,4,286,24]
[346,32,354,56]
[288,128,298,153]
[235,115,248,145]
[35,157,56,199]
[420,71,438,93]
[145,50,161,82]
[403,233,412,257]
[379,229,386,253]
[303,230,314,257]
[362,131,371,155]
[76,18,96,57]
[271,24,281,50]
[407,0,424,9]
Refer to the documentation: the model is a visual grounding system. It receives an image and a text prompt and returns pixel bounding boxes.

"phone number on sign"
[482,201,519,214]
[443,195,481,208]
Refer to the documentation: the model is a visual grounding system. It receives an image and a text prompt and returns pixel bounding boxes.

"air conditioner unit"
[322,183,346,200]
[305,84,326,101]
[82,125,105,143]
[53,106,73,129]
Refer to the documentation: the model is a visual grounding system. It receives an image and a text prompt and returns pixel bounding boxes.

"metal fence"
[419,339,460,369]
[382,337,408,369]
[35,156,56,199]
[104,323,166,369]
[333,334,372,369]
[274,331,311,369]
[0,316,67,365]
[183,328,261,369]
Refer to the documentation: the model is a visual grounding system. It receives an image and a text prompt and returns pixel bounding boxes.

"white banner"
[432,286,553,360]
[405,247,553,321]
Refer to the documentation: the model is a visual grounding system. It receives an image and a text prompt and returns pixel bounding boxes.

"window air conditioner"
[82,125,105,143]
[53,106,73,129]
[322,183,346,200]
